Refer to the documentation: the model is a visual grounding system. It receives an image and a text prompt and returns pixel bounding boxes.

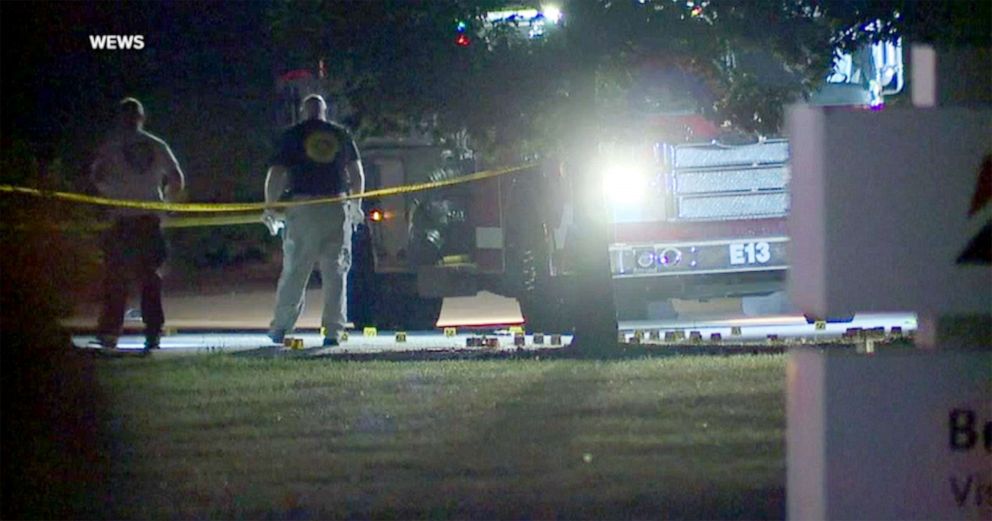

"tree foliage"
[266,0,989,154]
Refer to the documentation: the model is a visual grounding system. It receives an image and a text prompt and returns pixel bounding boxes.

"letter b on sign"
[950,409,992,452]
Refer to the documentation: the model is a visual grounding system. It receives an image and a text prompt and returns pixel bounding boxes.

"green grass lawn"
[96,354,786,519]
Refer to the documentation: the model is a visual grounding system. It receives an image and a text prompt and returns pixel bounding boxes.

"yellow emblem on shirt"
[304,131,340,164]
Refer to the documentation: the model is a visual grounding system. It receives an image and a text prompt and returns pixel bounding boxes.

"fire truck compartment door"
[364,156,407,271]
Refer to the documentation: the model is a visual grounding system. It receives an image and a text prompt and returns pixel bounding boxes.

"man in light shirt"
[89,98,185,352]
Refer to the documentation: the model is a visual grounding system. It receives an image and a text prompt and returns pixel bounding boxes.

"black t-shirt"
[269,119,360,197]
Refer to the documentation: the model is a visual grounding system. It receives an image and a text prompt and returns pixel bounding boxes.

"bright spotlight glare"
[603,160,649,204]
[543,5,563,23]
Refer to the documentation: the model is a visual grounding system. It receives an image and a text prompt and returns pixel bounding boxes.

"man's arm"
[160,144,187,202]
[265,165,289,205]
[262,165,289,235]
[344,135,364,201]
[345,159,365,226]
[345,159,365,198]
[89,144,110,194]
[343,136,365,226]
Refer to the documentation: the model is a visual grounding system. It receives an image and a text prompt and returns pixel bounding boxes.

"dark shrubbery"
[0,141,109,519]
[167,224,275,270]
[148,85,282,272]
[0,141,102,324]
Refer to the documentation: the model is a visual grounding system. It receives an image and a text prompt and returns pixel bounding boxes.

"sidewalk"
[66,262,314,331]
[65,285,325,331]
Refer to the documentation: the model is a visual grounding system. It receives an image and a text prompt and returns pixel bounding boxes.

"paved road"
[71,330,571,354]
[66,285,916,353]
[66,286,527,330]
[66,286,327,331]
[619,312,917,342]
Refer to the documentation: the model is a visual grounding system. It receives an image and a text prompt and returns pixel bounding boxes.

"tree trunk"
[564,6,619,356]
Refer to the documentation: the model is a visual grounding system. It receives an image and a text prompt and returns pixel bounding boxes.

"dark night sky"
[1,1,272,149]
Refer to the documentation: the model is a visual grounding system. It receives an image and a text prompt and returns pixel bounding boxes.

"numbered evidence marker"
[395,332,407,343]
[729,241,772,265]
[363,327,377,337]
[444,327,457,337]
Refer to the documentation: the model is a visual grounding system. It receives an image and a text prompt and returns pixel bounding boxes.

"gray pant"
[270,202,352,336]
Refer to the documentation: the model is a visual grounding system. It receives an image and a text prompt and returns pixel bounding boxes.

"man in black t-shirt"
[264,94,364,347]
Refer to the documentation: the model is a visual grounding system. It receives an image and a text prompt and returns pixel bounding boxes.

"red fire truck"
[275,37,903,330]
[602,121,791,320]
[604,39,903,321]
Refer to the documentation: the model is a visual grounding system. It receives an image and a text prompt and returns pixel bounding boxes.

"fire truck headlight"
[543,4,562,23]
[603,160,649,205]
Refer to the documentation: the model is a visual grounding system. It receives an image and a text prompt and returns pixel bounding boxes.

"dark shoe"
[145,334,161,350]
[268,329,286,344]
[322,336,340,347]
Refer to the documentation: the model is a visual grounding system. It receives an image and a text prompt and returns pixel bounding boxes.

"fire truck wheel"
[348,211,442,331]
[516,275,569,333]
[348,224,376,328]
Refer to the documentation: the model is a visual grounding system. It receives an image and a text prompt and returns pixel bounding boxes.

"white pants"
[270,202,352,335]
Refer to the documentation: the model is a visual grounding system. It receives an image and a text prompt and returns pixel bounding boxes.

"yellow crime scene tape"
[0,163,534,229]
